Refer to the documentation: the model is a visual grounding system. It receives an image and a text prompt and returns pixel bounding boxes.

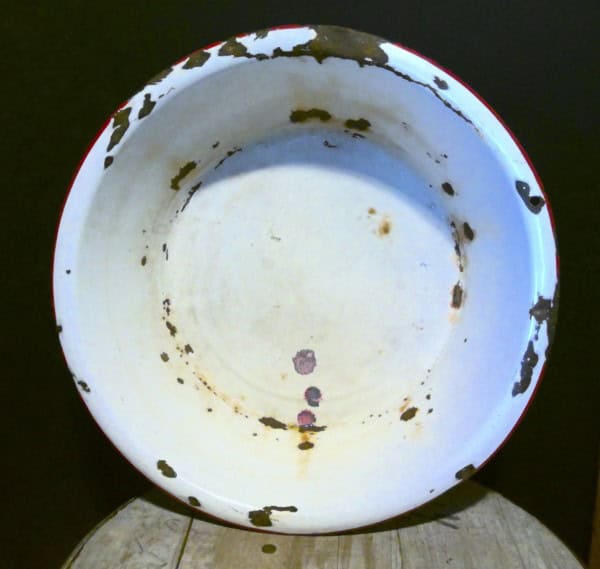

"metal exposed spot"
[212,141,220,148]
[182,50,210,69]
[181,181,202,213]
[512,341,539,396]
[157,459,177,478]
[248,506,298,527]
[451,282,463,308]
[77,380,91,393]
[188,496,201,507]
[290,108,332,123]
[138,93,156,119]
[165,321,177,337]
[515,181,545,213]
[345,118,371,131]
[66,269,71,274]
[529,288,558,347]
[262,544,277,554]
[292,349,317,374]
[259,417,288,430]
[462,222,475,241]
[441,182,455,196]
[184,344,194,354]
[218,38,268,60]
[107,107,132,152]
[160,352,169,362]
[323,140,337,148]
[214,147,242,169]
[141,256,147,266]
[104,156,114,168]
[176,377,184,384]
[400,407,418,421]
[56,324,63,334]
[147,67,173,85]
[170,161,197,190]
[455,464,476,480]
[434,76,449,90]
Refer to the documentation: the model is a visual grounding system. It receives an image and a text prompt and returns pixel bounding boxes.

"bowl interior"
[54,26,557,533]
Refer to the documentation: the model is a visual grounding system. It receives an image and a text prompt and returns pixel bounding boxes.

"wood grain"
[61,482,583,569]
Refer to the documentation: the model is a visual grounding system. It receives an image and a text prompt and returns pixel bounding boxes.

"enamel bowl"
[53,25,558,533]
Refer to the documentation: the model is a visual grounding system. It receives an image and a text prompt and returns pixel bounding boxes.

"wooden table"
[62,481,583,568]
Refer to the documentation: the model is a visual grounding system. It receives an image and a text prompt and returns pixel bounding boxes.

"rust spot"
[157,459,177,478]
[262,544,277,554]
[368,207,376,215]
[165,321,177,337]
[184,344,194,354]
[441,182,455,196]
[290,108,332,123]
[455,464,476,480]
[188,496,201,507]
[378,218,392,236]
[345,118,371,131]
[248,506,298,527]
[176,377,184,384]
[104,156,114,168]
[77,380,90,393]
[212,141,220,148]
[170,161,197,190]
[298,441,314,450]
[512,341,539,396]
[107,107,132,152]
[400,407,418,421]
[451,282,463,308]
[259,417,288,430]
[138,93,156,119]
[182,50,210,69]
[434,76,449,90]
[298,425,327,433]
[515,180,545,213]
[462,222,475,241]
[141,256,147,266]
[160,352,169,362]
[162,298,171,315]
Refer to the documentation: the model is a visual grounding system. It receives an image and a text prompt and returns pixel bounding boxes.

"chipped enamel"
[53,26,558,533]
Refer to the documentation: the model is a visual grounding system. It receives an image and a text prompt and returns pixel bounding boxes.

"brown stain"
[298,441,315,450]
[378,217,392,236]
[399,398,411,413]
[170,161,197,190]
[262,544,277,554]
[368,207,376,215]
[289,108,332,123]
[188,496,201,507]
[345,117,371,131]
[157,459,177,478]
[107,107,131,152]
[451,282,463,308]
[455,464,476,480]
[400,407,418,421]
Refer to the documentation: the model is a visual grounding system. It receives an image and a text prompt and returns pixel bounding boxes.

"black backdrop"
[2,2,598,568]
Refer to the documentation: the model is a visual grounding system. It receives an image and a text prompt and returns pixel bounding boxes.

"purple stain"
[304,386,322,407]
[293,349,316,375]
[297,410,316,427]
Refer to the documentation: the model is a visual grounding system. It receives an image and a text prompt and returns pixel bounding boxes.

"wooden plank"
[61,492,190,569]
[62,482,584,568]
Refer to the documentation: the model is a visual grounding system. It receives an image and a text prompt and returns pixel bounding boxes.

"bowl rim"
[51,23,559,533]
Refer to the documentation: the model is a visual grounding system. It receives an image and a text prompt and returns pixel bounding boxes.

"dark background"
[2,2,598,568]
